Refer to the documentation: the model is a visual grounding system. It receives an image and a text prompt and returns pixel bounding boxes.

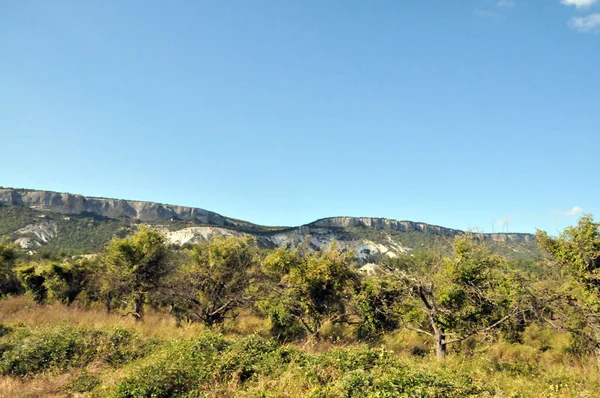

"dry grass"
[0,295,208,340]
[0,373,72,398]
[0,359,111,398]
[3,296,600,397]
[221,310,270,337]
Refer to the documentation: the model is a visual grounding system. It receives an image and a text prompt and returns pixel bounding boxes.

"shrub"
[0,325,153,377]
[65,371,101,393]
[111,332,229,398]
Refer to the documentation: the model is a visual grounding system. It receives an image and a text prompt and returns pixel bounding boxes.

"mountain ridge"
[0,187,539,261]
[0,187,533,242]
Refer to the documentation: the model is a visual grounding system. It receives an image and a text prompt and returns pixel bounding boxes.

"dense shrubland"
[1,216,600,396]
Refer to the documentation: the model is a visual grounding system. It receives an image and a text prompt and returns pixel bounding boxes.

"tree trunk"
[434,329,447,360]
[430,317,446,360]
[132,295,144,322]
[104,293,112,314]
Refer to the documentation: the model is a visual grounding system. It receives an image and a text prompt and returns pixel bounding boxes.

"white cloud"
[497,0,516,8]
[554,206,584,216]
[561,0,597,9]
[474,9,499,18]
[474,1,515,18]
[568,13,600,31]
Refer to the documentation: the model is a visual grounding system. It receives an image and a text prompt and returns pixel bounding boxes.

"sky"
[1,1,598,234]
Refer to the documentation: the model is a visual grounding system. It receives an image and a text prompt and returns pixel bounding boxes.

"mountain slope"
[0,188,539,261]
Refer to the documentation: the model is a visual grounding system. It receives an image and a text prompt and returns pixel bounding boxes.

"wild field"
[2,217,600,397]
[0,295,599,398]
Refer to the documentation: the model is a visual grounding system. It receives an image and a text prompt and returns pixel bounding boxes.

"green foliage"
[47,214,126,254]
[354,275,404,340]
[14,259,93,305]
[168,236,259,326]
[16,263,47,303]
[0,204,39,237]
[536,214,600,353]
[0,241,21,296]
[257,244,358,340]
[537,214,600,290]
[102,226,172,320]
[383,236,526,359]
[309,348,481,397]
[65,371,101,393]
[111,332,229,398]
[110,331,481,398]
[44,259,93,304]
[0,325,152,377]
[0,204,128,255]
[2,311,600,396]
[437,235,522,333]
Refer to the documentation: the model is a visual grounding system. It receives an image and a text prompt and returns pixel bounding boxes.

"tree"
[256,244,358,341]
[0,241,21,297]
[385,235,523,359]
[536,214,600,356]
[167,236,259,326]
[353,273,404,340]
[15,259,92,305]
[43,258,93,305]
[16,263,47,303]
[102,226,171,321]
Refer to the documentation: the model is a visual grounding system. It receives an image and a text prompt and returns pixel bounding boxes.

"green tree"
[43,258,93,305]
[385,235,523,359]
[0,241,21,296]
[256,244,358,341]
[15,258,93,305]
[167,236,259,326]
[16,262,47,303]
[536,214,600,355]
[102,226,171,321]
[353,273,404,340]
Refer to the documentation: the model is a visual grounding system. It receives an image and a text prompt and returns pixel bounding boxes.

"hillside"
[0,188,539,260]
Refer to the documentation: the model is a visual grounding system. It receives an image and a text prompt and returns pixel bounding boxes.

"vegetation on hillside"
[0,214,599,396]
[0,203,540,262]
[0,203,129,256]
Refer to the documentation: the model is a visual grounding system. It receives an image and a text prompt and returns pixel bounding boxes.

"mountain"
[0,187,539,261]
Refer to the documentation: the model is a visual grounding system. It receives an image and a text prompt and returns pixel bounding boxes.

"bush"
[0,325,153,377]
[65,371,101,393]
[111,334,483,398]
[111,332,229,398]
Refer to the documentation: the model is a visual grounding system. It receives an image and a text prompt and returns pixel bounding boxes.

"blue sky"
[1,1,598,233]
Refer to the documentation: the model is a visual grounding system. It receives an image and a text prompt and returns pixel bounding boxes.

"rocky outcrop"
[157,226,244,246]
[0,188,252,228]
[16,220,58,243]
[309,217,535,243]
[0,188,536,247]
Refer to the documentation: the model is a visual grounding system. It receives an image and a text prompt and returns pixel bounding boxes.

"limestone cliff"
[309,217,536,243]
[0,188,252,227]
[0,188,537,255]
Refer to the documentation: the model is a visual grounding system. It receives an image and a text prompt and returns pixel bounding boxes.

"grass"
[0,295,208,340]
[1,296,600,397]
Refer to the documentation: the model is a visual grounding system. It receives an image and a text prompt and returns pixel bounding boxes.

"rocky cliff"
[0,188,252,228]
[308,217,535,243]
[0,188,537,257]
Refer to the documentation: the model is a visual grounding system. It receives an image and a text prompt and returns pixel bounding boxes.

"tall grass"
[0,295,207,340]
[1,296,600,397]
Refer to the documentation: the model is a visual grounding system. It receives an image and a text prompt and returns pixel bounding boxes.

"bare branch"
[445,310,518,345]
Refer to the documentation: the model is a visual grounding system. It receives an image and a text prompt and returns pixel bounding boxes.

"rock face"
[0,188,252,228]
[0,188,536,252]
[157,226,244,246]
[309,217,535,243]
[16,220,58,243]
